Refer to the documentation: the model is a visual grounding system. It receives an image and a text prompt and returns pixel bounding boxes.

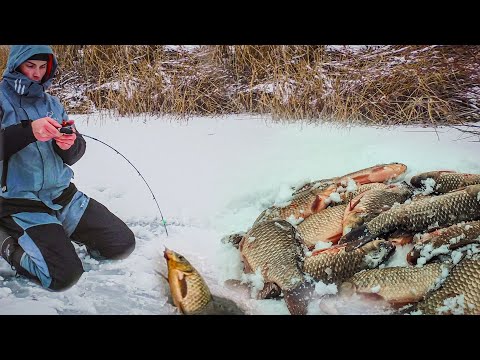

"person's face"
[18,60,48,82]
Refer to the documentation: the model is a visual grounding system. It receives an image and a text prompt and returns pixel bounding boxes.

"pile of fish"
[220,164,480,315]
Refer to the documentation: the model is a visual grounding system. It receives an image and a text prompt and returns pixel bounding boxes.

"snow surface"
[1,114,479,315]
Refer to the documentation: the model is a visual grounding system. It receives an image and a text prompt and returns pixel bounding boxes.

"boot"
[0,226,39,282]
[0,226,22,265]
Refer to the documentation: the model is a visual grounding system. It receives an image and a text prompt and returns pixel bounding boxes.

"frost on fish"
[241,268,265,298]
[346,179,358,192]
[329,192,342,203]
[239,219,312,315]
[429,264,451,292]
[414,243,450,267]
[417,254,480,315]
[361,185,480,242]
[314,281,338,296]
[303,240,394,284]
[421,178,437,195]
[408,220,480,265]
[411,171,480,194]
[435,294,466,315]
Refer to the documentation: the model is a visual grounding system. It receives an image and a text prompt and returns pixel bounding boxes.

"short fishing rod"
[62,124,169,236]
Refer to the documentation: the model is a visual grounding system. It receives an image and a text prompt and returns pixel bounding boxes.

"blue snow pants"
[0,190,135,290]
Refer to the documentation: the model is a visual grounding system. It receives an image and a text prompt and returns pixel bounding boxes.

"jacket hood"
[3,45,58,87]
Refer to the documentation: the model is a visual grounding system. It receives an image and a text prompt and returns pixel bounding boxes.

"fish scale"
[164,249,245,315]
[365,185,480,236]
[253,183,337,224]
[297,204,347,248]
[255,183,389,226]
[416,255,480,314]
[315,162,408,197]
[280,183,337,219]
[240,220,305,291]
[411,172,480,194]
[410,220,480,262]
[340,263,446,305]
[343,186,413,235]
[182,273,212,313]
[342,183,389,203]
[303,240,394,283]
[164,249,212,314]
[293,179,336,196]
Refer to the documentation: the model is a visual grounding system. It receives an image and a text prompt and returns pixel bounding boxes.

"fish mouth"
[367,240,396,264]
[406,248,421,265]
[164,247,172,260]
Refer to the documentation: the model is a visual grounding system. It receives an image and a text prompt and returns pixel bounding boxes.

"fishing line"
[81,133,169,236]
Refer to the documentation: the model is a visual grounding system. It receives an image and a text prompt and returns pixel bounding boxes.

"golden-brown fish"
[338,162,407,185]
[297,204,347,248]
[254,183,338,224]
[340,184,480,251]
[164,248,212,314]
[292,178,337,196]
[256,183,391,226]
[416,254,480,314]
[239,220,312,315]
[407,220,480,265]
[303,239,395,284]
[341,183,389,204]
[292,163,407,196]
[342,185,413,235]
[164,248,244,315]
[339,262,449,307]
[410,171,480,194]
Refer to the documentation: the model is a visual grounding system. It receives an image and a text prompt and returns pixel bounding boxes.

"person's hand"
[55,132,77,150]
[55,120,77,150]
[31,117,62,141]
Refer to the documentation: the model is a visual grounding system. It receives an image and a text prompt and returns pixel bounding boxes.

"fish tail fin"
[338,224,376,252]
[345,235,377,252]
[338,224,368,244]
[284,281,315,315]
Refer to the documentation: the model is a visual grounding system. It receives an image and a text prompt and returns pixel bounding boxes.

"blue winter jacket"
[0,45,86,213]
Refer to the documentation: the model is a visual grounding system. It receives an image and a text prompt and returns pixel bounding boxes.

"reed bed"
[0,45,478,126]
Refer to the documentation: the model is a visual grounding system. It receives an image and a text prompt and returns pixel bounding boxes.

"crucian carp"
[239,220,313,315]
[163,248,244,315]
[410,171,480,194]
[340,184,480,251]
[303,239,395,284]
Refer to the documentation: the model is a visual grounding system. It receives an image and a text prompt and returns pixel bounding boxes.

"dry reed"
[0,45,478,125]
